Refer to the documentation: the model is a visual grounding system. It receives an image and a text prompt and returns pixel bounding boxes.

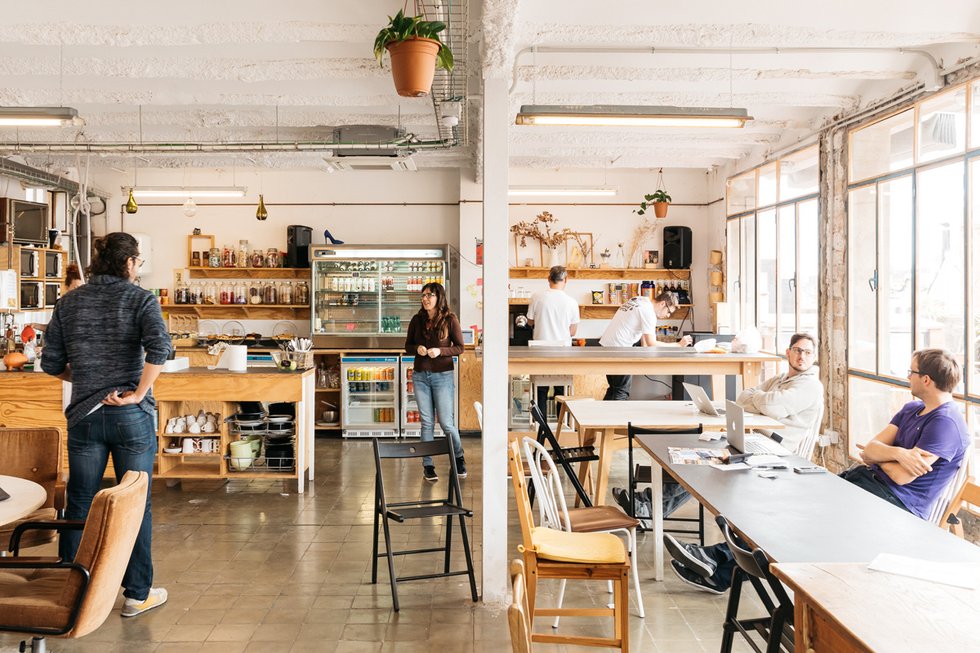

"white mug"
[182,438,195,454]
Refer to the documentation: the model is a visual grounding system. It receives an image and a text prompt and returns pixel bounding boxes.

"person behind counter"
[598,290,693,400]
[41,233,172,618]
[404,281,466,483]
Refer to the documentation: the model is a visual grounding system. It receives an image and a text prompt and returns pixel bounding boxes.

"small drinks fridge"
[400,355,458,439]
[341,355,399,438]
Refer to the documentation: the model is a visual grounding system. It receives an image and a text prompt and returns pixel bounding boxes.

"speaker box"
[663,226,692,269]
[286,225,313,268]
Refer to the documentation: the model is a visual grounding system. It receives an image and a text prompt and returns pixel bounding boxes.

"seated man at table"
[598,291,692,401]
[667,347,968,595]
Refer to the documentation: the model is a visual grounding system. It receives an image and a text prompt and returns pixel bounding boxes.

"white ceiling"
[1,0,979,174]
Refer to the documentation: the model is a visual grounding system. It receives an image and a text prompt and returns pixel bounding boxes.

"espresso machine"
[509,304,533,346]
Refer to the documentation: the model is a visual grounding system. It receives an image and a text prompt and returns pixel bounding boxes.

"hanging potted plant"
[634,168,671,219]
[374,5,454,98]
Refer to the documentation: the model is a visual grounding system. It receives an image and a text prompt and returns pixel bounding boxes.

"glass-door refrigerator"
[311,245,459,349]
[400,355,458,439]
[341,355,399,438]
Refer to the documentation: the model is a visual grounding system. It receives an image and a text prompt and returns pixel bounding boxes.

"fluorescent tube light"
[515,105,751,128]
[508,187,618,197]
[128,186,248,198]
[0,106,79,127]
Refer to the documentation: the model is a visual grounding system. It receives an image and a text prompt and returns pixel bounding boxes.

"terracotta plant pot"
[653,201,669,218]
[386,37,441,97]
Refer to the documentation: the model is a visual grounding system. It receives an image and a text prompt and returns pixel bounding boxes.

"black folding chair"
[529,401,597,508]
[717,515,795,653]
[627,422,705,543]
[371,438,479,611]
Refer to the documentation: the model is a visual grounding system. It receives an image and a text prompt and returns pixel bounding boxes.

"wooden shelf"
[165,304,309,319]
[509,299,692,319]
[509,267,690,280]
[187,267,311,280]
[315,388,340,393]
[161,461,223,477]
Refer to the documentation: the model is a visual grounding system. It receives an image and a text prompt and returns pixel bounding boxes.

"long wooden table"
[558,401,784,580]
[0,475,46,527]
[771,562,980,653]
[507,346,782,398]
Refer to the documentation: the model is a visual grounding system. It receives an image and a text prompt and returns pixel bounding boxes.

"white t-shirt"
[528,289,580,345]
[599,296,658,347]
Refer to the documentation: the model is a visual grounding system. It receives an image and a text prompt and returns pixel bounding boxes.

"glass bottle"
[250,250,264,268]
[279,281,293,305]
[174,276,188,305]
[295,281,309,305]
[234,282,247,305]
[222,245,235,268]
[263,281,278,305]
[219,283,231,305]
[265,248,281,269]
[237,240,249,268]
[248,282,262,305]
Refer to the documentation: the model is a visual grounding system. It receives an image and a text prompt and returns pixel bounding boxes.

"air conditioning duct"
[332,125,410,157]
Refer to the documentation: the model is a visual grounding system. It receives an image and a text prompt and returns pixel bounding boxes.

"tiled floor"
[1,437,760,652]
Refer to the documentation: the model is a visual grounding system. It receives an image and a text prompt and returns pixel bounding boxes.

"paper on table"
[746,454,786,467]
[699,431,723,441]
[868,553,980,590]
[710,462,750,471]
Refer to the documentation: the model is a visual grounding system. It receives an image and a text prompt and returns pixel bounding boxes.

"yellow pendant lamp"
[256,194,268,221]
[125,188,138,214]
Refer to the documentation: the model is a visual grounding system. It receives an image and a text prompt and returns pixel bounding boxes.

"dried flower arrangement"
[510,211,574,249]
[625,218,659,269]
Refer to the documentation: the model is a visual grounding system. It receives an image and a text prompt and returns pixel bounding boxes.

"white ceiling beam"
[515,64,917,83]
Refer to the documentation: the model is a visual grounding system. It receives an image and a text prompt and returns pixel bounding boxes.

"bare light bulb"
[183,197,198,217]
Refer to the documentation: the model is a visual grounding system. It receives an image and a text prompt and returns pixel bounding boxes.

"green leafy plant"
[374,9,455,71]
[634,190,671,216]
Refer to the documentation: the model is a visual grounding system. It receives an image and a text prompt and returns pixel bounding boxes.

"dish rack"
[228,422,296,472]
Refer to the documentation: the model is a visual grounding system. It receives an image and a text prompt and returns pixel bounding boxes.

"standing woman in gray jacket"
[42,232,172,618]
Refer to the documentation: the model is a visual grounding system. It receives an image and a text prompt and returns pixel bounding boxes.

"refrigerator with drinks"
[340,355,399,438]
[400,355,459,439]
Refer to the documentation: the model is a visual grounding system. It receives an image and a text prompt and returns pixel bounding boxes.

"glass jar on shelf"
[174,277,188,305]
[219,283,232,305]
[279,281,293,305]
[234,282,247,305]
[202,282,217,305]
[237,240,249,268]
[248,282,263,305]
[295,281,309,305]
[188,282,202,305]
[250,250,265,268]
[263,281,278,305]
[265,248,281,269]
[222,245,235,268]
[209,247,221,268]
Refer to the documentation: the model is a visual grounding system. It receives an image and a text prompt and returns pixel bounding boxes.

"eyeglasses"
[789,347,815,356]
[908,369,924,377]
[132,256,144,269]
[420,292,436,299]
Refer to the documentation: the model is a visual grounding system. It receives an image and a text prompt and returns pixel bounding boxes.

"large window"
[847,79,980,451]
[726,145,820,363]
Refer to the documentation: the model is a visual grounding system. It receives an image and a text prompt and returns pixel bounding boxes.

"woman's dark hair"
[417,282,453,339]
[88,232,139,279]
[64,263,82,289]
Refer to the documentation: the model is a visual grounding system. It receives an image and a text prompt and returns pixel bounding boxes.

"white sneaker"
[121,587,168,617]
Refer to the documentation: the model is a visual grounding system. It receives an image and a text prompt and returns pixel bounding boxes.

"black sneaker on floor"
[664,533,717,578]
[455,457,467,478]
[669,560,726,595]
[423,466,438,483]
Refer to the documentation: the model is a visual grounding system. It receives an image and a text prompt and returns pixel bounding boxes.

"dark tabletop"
[637,435,980,564]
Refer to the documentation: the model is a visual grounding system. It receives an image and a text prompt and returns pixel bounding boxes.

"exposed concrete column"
[481,76,510,604]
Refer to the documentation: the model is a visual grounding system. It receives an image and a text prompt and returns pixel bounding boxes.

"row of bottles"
[407,276,443,292]
[604,280,691,306]
[172,280,309,306]
[326,275,445,293]
[198,242,284,269]
[346,366,396,381]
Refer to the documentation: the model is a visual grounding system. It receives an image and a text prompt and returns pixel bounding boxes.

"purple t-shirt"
[872,401,969,520]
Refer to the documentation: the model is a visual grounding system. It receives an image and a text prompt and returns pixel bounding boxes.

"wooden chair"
[944,478,980,538]
[509,439,630,651]
[508,559,532,653]
[0,428,64,552]
[931,449,975,535]
[0,471,148,653]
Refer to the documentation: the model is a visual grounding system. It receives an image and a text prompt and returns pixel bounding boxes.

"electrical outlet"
[825,429,840,445]
[818,434,831,448]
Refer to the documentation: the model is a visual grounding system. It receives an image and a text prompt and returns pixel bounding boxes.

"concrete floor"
[1,437,762,652]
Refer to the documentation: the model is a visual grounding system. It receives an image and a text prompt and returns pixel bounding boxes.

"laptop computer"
[725,401,791,456]
[683,382,724,416]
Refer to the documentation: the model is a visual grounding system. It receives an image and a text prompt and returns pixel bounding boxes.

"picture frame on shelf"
[591,290,605,305]
[643,249,659,268]
[565,232,594,268]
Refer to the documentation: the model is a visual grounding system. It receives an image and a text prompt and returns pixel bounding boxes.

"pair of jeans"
[62,404,157,600]
[839,465,912,514]
[604,374,632,401]
[413,370,464,467]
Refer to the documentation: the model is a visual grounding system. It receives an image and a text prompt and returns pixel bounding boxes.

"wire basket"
[270,350,314,371]
[225,454,295,473]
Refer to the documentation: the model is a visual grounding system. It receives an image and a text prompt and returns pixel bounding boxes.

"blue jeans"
[413,370,464,467]
[62,405,157,600]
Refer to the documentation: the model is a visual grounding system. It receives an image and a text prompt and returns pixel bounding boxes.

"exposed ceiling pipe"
[0,138,458,155]
[0,156,110,198]
[508,44,957,93]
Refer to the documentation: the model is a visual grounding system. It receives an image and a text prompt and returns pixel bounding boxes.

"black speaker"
[663,226,692,269]
[286,225,313,268]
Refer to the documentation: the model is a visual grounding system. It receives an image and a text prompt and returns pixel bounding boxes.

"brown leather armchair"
[0,471,148,653]
[0,428,65,552]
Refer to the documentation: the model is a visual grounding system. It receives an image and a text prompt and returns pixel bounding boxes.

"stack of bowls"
[228,439,255,471]
[264,415,295,470]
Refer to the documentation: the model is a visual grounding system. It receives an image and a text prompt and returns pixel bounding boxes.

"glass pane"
[726,219,741,332]
[758,163,778,207]
[969,404,980,453]
[797,200,819,344]
[849,109,914,182]
[916,162,966,392]
[918,86,966,163]
[847,376,912,459]
[742,214,756,328]
[757,210,777,353]
[972,159,980,395]
[848,185,877,372]
[779,146,819,201]
[727,172,756,215]
[972,81,980,150]
[777,205,797,351]
[877,176,914,379]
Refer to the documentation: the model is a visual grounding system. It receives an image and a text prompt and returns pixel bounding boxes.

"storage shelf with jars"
[509,267,690,281]
[168,272,311,320]
[187,267,311,280]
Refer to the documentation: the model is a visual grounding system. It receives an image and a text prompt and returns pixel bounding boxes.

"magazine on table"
[668,447,730,465]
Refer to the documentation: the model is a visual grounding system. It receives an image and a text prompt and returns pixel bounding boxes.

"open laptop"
[683,382,724,416]
[725,401,791,456]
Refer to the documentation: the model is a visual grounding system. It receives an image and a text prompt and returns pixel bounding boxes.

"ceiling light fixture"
[508,186,618,198]
[127,186,247,198]
[515,105,751,128]
[0,106,79,127]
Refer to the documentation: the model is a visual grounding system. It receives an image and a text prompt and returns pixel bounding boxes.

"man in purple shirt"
[849,348,969,520]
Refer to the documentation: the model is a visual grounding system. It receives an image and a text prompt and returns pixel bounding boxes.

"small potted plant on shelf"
[634,168,671,219]
[374,5,454,98]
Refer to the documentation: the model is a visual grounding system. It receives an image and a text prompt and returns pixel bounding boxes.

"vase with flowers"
[510,211,573,267]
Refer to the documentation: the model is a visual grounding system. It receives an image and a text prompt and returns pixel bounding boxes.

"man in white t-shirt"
[528,266,581,410]
[598,291,692,400]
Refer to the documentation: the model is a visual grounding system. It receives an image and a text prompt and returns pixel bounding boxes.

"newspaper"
[668,447,730,465]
